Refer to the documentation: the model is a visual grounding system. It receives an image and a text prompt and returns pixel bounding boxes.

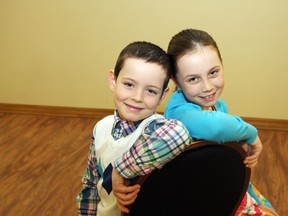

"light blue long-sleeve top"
[164,88,258,144]
[164,88,276,207]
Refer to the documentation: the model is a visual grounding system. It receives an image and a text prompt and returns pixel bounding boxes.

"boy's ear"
[159,87,170,104]
[170,77,180,91]
[108,70,116,92]
[171,77,179,87]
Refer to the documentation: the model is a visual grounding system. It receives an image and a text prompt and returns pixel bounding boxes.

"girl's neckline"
[202,106,216,111]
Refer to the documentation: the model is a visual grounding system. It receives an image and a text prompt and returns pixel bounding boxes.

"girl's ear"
[108,70,116,92]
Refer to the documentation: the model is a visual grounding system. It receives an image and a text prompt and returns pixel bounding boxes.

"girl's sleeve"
[165,103,257,144]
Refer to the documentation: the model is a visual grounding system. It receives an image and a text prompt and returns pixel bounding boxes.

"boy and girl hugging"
[76,28,279,216]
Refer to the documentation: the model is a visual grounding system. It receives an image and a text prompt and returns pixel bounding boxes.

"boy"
[76,41,192,216]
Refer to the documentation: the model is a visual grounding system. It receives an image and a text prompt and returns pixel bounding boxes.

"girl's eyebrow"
[183,73,198,79]
[183,65,221,79]
[210,65,221,71]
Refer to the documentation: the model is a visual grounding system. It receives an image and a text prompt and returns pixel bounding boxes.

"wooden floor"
[251,129,288,215]
[0,113,287,215]
[0,113,99,216]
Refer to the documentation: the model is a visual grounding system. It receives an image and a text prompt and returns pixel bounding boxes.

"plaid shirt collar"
[111,110,142,140]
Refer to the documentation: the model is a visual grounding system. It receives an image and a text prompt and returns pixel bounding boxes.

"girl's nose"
[202,80,213,92]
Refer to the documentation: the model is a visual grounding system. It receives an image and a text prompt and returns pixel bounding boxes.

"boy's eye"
[124,82,133,88]
[190,77,196,81]
[147,89,158,95]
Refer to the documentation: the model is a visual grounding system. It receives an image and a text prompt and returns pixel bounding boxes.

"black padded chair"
[123,141,250,216]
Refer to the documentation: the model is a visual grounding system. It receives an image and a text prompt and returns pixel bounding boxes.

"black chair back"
[124,141,250,216]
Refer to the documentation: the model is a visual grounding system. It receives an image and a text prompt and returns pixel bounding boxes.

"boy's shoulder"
[94,115,114,128]
[144,114,189,135]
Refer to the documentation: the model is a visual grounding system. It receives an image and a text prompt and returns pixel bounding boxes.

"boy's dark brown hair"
[114,41,172,92]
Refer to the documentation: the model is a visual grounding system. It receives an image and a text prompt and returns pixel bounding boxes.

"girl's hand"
[243,136,263,168]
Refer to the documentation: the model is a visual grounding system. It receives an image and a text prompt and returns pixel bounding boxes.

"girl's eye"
[187,77,199,84]
[210,70,218,77]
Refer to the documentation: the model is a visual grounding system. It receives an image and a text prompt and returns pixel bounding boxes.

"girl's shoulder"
[215,98,228,112]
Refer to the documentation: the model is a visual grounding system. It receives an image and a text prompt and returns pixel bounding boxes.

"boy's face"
[109,58,169,122]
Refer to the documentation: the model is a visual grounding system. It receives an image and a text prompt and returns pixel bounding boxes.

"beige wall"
[1,0,287,119]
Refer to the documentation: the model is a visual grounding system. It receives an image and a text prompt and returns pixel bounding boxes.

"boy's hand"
[112,168,141,213]
[243,136,263,168]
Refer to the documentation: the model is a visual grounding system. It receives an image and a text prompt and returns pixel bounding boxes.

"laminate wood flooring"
[0,113,98,216]
[0,113,286,215]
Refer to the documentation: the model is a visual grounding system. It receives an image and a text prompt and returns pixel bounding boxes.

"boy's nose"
[132,90,143,102]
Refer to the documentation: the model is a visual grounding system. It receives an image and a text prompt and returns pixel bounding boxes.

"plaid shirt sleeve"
[114,118,192,178]
[76,132,100,216]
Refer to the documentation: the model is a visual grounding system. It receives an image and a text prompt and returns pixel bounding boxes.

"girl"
[165,28,278,216]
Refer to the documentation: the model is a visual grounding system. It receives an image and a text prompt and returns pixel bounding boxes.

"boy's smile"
[109,58,169,122]
[124,102,144,112]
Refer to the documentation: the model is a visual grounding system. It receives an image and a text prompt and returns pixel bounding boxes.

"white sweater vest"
[94,113,163,216]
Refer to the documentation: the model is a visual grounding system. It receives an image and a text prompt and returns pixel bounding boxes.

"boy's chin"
[121,112,154,122]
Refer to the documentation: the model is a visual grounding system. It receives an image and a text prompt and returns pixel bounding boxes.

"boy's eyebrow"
[122,77,162,90]
[147,84,162,90]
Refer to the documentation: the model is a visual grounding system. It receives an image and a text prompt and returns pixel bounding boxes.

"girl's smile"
[199,92,216,103]
[175,46,224,109]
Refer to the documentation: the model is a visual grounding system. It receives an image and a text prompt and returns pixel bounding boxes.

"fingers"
[115,186,140,213]
[113,183,140,194]
[242,136,263,168]
[111,168,141,213]
[113,184,141,213]
[114,185,140,201]
[114,185,140,205]
[244,154,258,168]
[117,201,130,213]
[240,143,251,153]
[117,192,139,207]
[245,161,257,168]
[244,154,257,162]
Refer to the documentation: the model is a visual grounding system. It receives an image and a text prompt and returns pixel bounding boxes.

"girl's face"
[109,58,169,122]
[175,46,224,110]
